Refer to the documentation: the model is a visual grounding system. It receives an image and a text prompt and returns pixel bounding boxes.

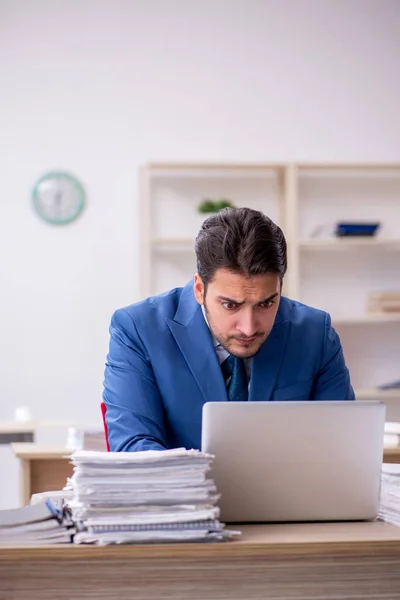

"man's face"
[194,268,281,359]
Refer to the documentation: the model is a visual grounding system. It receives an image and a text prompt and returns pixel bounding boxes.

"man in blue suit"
[103,208,354,452]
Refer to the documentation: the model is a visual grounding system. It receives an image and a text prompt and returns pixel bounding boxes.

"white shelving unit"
[139,162,400,413]
[286,163,400,415]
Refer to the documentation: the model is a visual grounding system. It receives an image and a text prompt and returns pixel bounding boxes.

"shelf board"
[333,313,400,325]
[356,389,400,400]
[146,162,400,172]
[154,237,400,251]
[300,238,400,250]
[146,162,284,171]
[152,237,400,250]
[144,163,283,178]
[298,163,400,171]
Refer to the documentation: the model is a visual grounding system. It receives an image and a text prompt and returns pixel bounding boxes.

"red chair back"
[100,402,110,452]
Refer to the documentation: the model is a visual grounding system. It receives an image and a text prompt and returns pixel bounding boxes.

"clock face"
[32,171,85,224]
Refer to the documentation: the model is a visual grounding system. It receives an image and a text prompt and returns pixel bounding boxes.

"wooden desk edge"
[2,538,400,560]
[11,444,72,460]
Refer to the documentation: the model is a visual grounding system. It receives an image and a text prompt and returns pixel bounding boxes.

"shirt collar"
[201,305,220,349]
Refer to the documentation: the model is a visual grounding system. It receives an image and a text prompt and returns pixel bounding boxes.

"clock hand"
[54,190,63,217]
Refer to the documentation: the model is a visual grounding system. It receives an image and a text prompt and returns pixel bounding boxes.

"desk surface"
[1,521,400,560]
[11,443,72,459]
[2,522,400,600]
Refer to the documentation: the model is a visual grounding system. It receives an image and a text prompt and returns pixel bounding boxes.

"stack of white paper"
[384,422,400,448]
[0,500,73,545]
[378,463,400,526]
[69,448,240,544]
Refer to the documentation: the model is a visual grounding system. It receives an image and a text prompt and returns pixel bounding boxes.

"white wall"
[0,0,399,426]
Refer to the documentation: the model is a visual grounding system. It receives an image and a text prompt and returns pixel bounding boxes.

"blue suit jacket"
[103,281,355,452]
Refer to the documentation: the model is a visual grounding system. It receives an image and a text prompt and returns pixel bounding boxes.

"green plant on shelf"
[197,198,235,214]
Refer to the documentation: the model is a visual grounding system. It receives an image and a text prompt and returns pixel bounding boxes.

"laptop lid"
[201,401,385,523]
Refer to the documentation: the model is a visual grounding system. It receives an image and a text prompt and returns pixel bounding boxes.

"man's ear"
[193,273,205,305]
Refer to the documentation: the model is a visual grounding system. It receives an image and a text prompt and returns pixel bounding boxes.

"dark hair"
[195,207,287,286]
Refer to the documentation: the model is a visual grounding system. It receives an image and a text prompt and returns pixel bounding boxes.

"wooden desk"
[0,522,400,599]
[11,444,73,506]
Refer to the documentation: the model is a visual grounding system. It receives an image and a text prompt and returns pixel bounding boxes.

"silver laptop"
[201,401,385,523]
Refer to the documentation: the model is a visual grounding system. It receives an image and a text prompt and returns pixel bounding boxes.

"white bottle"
[66,427,83,451]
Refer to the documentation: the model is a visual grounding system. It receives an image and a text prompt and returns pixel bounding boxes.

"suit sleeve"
[102,308,168,452]
[310,313,355,401]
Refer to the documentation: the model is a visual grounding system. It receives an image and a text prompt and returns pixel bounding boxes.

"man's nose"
[236,312,257,337]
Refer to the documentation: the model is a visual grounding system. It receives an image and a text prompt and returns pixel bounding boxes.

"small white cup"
[14,406,32,422]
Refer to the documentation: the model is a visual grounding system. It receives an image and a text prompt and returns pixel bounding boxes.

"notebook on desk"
[201,400,385,523]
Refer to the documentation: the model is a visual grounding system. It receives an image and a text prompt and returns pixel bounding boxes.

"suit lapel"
[166,282,228,403]
[249,297,292,401]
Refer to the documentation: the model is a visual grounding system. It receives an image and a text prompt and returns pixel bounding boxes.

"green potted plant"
[197,198,235,214]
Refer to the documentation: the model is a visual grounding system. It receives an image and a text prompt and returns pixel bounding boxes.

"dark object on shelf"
[379,380,400,390]
[335,222,380,237]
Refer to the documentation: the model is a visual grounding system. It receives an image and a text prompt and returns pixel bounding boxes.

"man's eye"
[260,300,275,309]
[222,302,237,310]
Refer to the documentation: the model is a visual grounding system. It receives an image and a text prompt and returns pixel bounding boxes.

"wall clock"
[32,171,85,225]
